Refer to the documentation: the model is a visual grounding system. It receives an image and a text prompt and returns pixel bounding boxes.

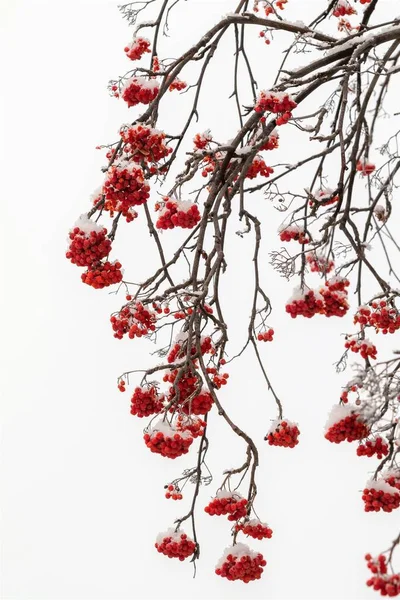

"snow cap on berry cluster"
[72,214,104,235]
[324,403,359,431]
[267,418,298,434]
[121,76,160,93]
[147,419,192,439]
[215,543,260,569]
[156,528,194,545]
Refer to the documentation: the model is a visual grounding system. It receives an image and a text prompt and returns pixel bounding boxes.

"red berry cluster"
[215,544,267,583]
[265,420,300,448]
[130,386,164,418]
[155,530,196,560]
[118,380,126,392]
[357,159,375,176]
[81,261,123,289]
[345,337,377,360]
[309,188,339,208]
[236,519,273,540]
[121,77,159,107]
[193,130,212,149]
[245,156,274,179]
[285,289,324,318]
[156,199,201,230]
[164,366,198,404]
[144,426,193,459]
[260,131,279,151]
[306,253,334,274]
[325,407,369,443]
[167,336,213,364]
[205,493,248,521]
[354,301,400,334]
[169,78,187,91]
[120,124,171,164]
[66,224,111,267]
[365,554,400,597]
[384,471,400,491]
[165,484,183,500]
[206,367,229,388]
[124,37,151,61]
[182,390,213,415]
[110,302,157,339]
[257,328,274,342]
[333,0,357,17]
[176,415,206,438]
[254,90,297,115]
[103,163,150,220]
[357,437,389,459]
[362,481,400,513]
[340,384,359,404]
[279,225,309,244]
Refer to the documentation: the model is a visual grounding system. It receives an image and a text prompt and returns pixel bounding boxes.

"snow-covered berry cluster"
[333,0,357,17]
[257,328,274,342]
[215,544,267,583]
[365,553,400,597]
[357,437,389,459]
[103,162,150,220]
[279,224,309,244]
[286,278,350,319]
[309,188,339,208]
[254,90,297,115]
[144,420,194,458]
[285,288,324,318]
[111,302,157,339]
[384,469,400,491]
[265,419,300,448]
[205,491,248,521]
[121,77,159,107]
[175,415,206,438]
[124,37,151,61]
[245,156,274,179]
[120,124,171,164]
[155,529,196,560]
[306,253,334,274]
[66,217,111,267]
[362,480,400,513]
[356,159,375,176]
[193,130,212,150]
[236,519,273,540]
[354,301,400,334]
[81,261,123,289]
[260,129,279,151]
[130,386,164,418]
[167,334,213,363]
[325,404,369,443]
[345,337,377,360]
[169,78,187,91]
[156,198,201,230]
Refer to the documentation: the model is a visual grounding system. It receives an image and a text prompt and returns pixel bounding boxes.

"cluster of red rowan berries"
[182,390,213,416]
[169,78,187,91]
[81,261,123,289]
[357,437,389,459]
[340,383,359,404]
[333,0,356,17]
[167,335,213,363]
[309,188,339,208]
[325,406,370,443]
[254,90,297,115]
[384,471,400,491]
[206,367,229,389]
[144,424,194,459]
[286,278,350,319]
[257,328,274,342]
[103,163,150,220]
[362,480,400,513]
[155,530,196,560]
[175,415,206,438]
[279,225,309,244]
[110,302,157,339]
[365,553,400,597]
[66,223,111,267]
[164,366,198,404]
[121,76,159,107]
[130,386,164,418]
[118,380,126,392]
[193,130,212,150]
[356,159,375,176]
[205,493,248,521]
[124,37,151,60]
[265,420,300,448]
[215,544,267,582]
[245,156,274,179]
[306,253,334,274]
[354,301,400,334]
[345,337,377,360]
[236,519,273,540]
[260,131,279,151]
[165,484,183,501]
[156,198,201,230]
[120,124,171,164]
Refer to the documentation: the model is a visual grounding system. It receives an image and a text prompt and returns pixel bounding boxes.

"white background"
[1,1,399,599]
